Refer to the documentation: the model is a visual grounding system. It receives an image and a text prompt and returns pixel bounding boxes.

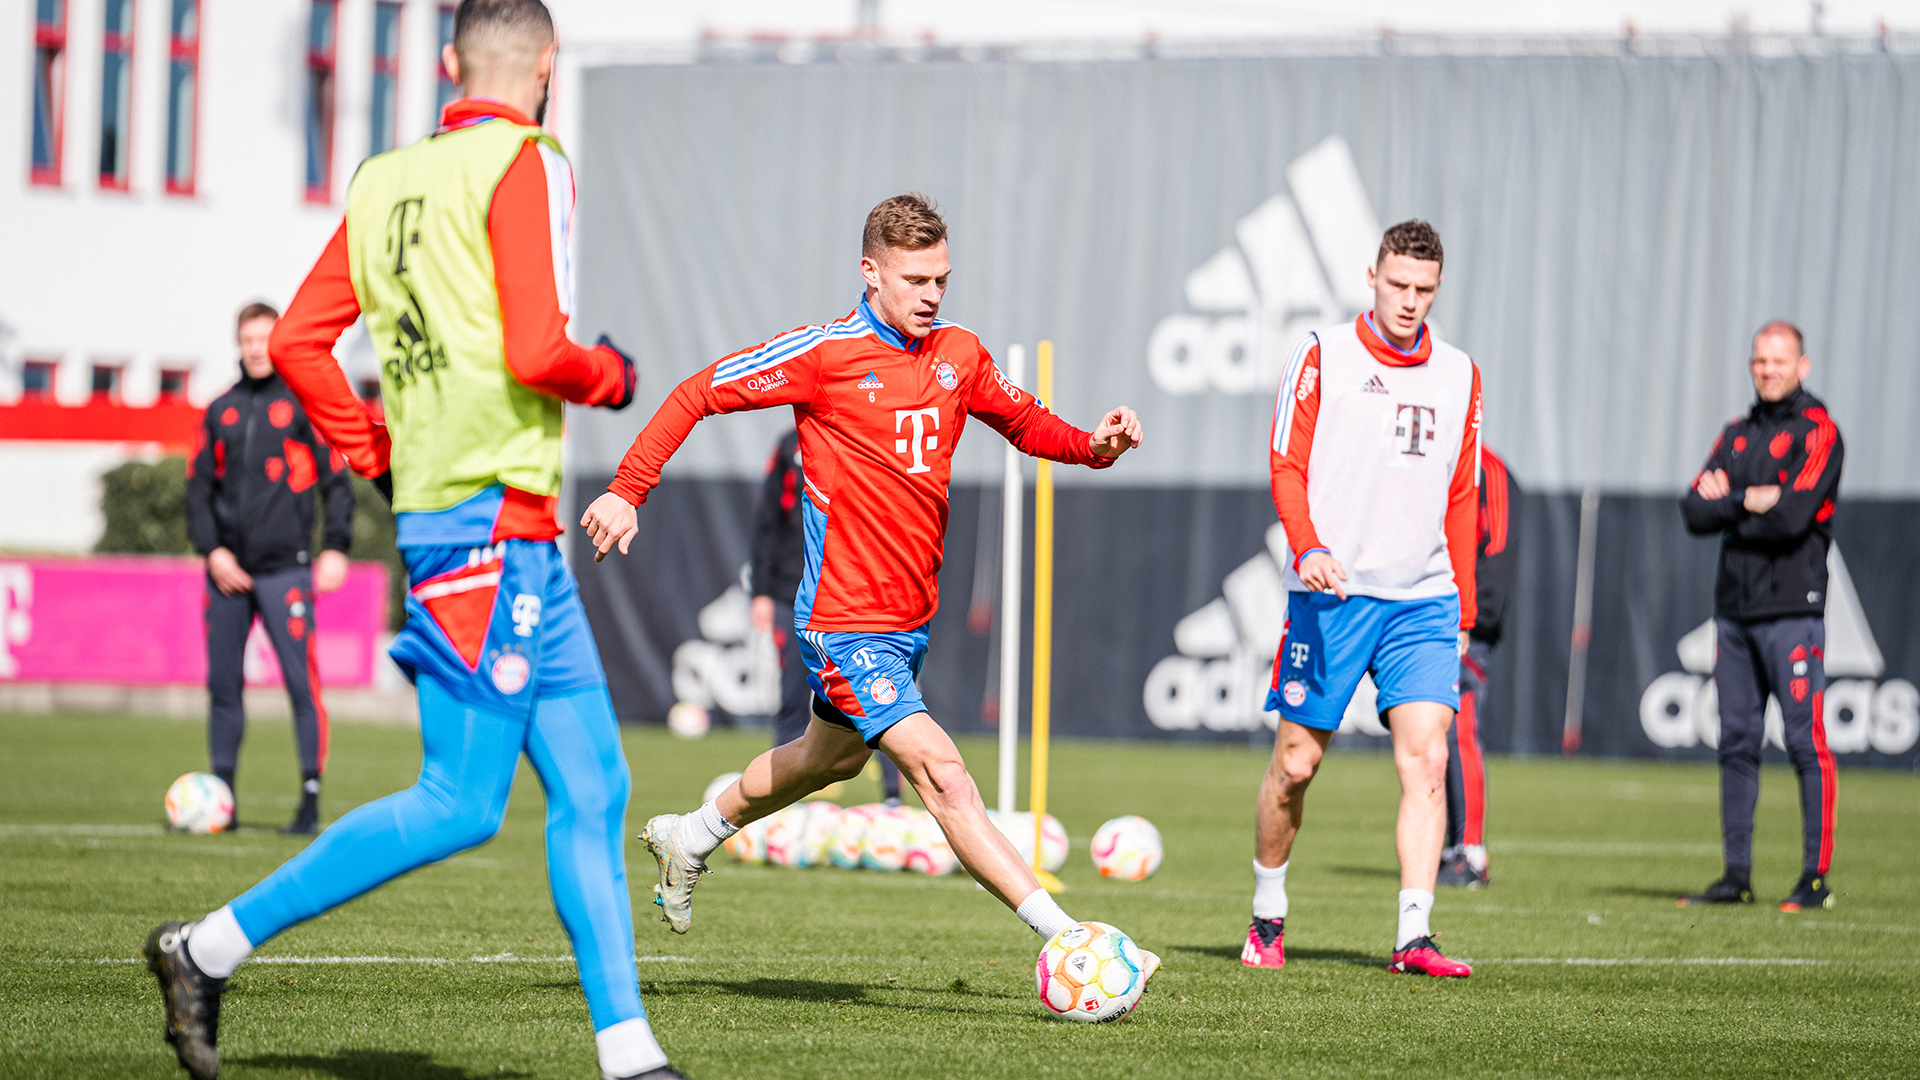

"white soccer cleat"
[639,814,707,935]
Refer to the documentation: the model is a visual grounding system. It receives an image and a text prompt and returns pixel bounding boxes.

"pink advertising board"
[0,556,388,688]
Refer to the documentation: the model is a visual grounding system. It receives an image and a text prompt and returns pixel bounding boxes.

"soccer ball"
[902,808,959,875]
[165,772,234,834]
[859,805,909,872]
[1036,922,1147,1022]
[989,811,1069,872]
[829,803,876,869]
[667,701,710,739]
[793,801,841,868]
[722,815,769,864]
[1089,815,1164,881]
[762,804,809,868]
[702,771,742,803]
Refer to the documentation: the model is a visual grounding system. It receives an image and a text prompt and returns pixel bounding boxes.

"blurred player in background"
[1679,320,1844,913]
[582,194,1152,971]
[141,4,688,1079]
[750,428,903,802]
[1437,447,1517,888]
[189,301,355,835]
[1246,220,1480,977]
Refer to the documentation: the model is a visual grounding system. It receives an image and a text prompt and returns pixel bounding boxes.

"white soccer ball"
[702,771,742,804]
[859,805,909,872]
[1036,921,1148,1022]
[762,804,810,868]
[793,801,841,868]
[165,772,234,834]
[829,803,876,869]
[667,701,710,740]
[902,808,959,876]
[989,811,1069,872]
[722,815,768,864]
[1089,815,1164,882]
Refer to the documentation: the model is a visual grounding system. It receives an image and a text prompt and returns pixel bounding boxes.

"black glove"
[597,335,637,411]
[371,471,394,505]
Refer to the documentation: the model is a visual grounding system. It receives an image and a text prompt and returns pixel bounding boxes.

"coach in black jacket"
[187,302,354,834]
[1678,320,1843,913]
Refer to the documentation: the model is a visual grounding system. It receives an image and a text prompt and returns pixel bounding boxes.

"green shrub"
[96,457,191,555]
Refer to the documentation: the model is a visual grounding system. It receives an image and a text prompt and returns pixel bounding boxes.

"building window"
[369,1,402,155]
[99,0,135,190]
[159,368,192,402]
[436,3,458,120]
[90,363,123,402]
[305,0,338,202]
[165,0,199,194]
[31,0,68,185]
[22,360,59,399]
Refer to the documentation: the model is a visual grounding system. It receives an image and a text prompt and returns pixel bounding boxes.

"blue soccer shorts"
[797,625,930,746]
[1265,592,1461,731]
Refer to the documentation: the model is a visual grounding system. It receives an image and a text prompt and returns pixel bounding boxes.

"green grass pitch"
[2,712,1916,1079]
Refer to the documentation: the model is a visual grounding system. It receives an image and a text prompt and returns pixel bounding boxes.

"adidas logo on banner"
[670,565,782,719]
[1362,375,1388,394]
[1639,547,1918,755]
[1147,135,1382,396]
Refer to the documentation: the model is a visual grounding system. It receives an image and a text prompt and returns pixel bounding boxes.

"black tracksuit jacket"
[187,369,354,575]
[1680,386,1844,623]
[750,429,806,607]
[1470,448,1519,648]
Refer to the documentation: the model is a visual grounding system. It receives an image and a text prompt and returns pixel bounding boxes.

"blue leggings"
[228,675,643,1031]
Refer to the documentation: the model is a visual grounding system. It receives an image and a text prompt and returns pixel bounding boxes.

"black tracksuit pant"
[1714,615,1835,877]
[206,566,329,779]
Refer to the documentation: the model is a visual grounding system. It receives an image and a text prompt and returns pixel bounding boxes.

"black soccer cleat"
[1779,872,1834,913]
[1676,873,1753,907]
[281,786,320,836]
[1436,854,1490,889]
[143,921,227,1080]
[610,1066,693,1080]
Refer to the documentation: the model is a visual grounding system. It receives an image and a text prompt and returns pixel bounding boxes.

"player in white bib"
[1242,221,1480,978]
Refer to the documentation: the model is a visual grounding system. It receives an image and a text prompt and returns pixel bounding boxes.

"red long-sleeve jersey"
[611,298,1111,632]
[269,98,628,540]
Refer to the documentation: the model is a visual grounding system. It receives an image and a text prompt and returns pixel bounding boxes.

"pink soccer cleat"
[1240,917,1286,968]
[1389,936,1471,977]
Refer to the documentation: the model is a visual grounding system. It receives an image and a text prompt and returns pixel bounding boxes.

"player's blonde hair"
[863,193,948,260]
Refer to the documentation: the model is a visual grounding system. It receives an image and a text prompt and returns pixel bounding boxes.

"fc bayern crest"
[491,652,531,695]
[1282,680,1307,707]
[935,361,959,390]
[869,677,899,705]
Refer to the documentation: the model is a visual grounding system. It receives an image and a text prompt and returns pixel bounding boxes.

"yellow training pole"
[1029,340,1062,893]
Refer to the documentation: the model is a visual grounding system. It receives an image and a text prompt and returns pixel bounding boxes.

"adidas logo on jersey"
[1146,135,1382,397]
[1362,375,1388,394]
[1638,547,1918,756]
[857,371,885,390]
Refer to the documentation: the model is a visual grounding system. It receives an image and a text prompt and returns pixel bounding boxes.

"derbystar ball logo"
[745,368,789,393]
[1148,135,1382,396]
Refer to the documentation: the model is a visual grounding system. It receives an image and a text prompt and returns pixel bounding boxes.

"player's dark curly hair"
[453,0,553,61]
[864,193,948,260]
[1377,219,1444,270]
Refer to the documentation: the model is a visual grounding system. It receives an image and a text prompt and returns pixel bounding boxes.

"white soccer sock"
[1252,859,1289,920]
[1463,844,1488,873]
[1396,889,1434,950]
[673,800,738,863]
[185,905,253,979]
[596,1017,670,1080]
[1016,889,1076,941]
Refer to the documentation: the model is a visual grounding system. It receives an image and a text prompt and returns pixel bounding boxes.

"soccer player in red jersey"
[583,194,1152,968]
[1245,221,1480,977]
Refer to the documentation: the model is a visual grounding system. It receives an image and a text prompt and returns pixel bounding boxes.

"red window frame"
[164,0,200,196]
[305,0,338,204]
[89,362,124,403]
[98,0,136,191]
[369,0,402,155]
[435,3,458,121]
[21,359,59,399]
[31,0,68,186]
[158,368,193,402]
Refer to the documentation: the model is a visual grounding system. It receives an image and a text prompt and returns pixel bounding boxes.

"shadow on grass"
[229,1050,527,1079]
[1170,943,1379,967]
[1593,885,1691,901]
[1327,865,1401,879]
[644,976,1021,1012]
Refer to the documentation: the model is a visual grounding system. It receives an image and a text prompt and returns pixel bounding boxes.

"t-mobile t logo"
[1394,404,1437,456]
[894,408,940,474]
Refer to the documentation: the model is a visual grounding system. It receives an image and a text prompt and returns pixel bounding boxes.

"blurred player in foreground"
[189,301,355,834]
[1247,220,1480,977]
[582,194,1154,972]
[1437,447,1517,888]
[141,4,686,1078]
[749,427,904,802]
[1679,321,1843,913]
